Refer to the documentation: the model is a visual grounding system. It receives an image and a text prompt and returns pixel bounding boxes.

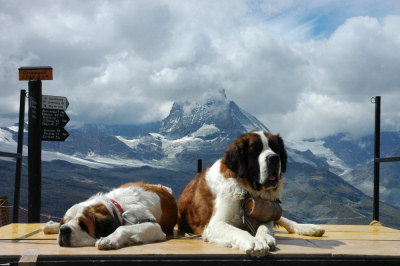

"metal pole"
[197,159,202,173]
[28,80,42,223]
[13,89,26,223]
[373,96,381,221]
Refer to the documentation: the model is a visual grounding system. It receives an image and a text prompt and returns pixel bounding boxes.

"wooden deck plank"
[0,223,56,240]
[0,223,400,260]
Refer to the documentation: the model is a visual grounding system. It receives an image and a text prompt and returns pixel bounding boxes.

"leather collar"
[110,199,125,225]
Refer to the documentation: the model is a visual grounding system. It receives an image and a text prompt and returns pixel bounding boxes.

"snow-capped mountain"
[68,89,272,169]
[0,90,271,170]
[288,132,400,210]
[158,90,269,139]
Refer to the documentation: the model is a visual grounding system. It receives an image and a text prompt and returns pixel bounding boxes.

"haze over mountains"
[1,90,400,228]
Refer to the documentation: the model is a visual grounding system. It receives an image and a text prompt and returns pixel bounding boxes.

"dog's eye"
[268,139,281,155]
[79,221,89,233]
[249,142,262,155]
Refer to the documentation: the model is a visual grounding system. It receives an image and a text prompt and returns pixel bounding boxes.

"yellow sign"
[19,66,53,80]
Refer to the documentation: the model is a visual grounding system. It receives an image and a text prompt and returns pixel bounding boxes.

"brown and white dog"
[178,130,325,257]
[44,182,177,250]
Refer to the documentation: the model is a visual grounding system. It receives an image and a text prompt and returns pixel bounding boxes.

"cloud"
[1,0,400,140]
[309,16,400,98]
[257,14,400,139]
[271,92,372,140]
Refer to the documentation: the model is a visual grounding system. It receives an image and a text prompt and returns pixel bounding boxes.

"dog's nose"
[60,225,71,235]
[59,225,72,247]
[267,154,279,165]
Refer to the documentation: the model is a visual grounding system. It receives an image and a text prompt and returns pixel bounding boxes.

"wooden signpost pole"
[19,66,53,223]
[27,79,42,223]
[19,66,69,223]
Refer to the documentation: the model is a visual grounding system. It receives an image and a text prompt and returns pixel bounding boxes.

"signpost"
[42,109,70,127]
[19,66,53,80]
[41,96,70,142]
[19,67,50,223]
[42,95,69,110]
[42,127,70,141]
[18,66,70,223]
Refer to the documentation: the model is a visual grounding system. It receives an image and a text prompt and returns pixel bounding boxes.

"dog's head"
[222,130,287,195]
[58,201,120,247]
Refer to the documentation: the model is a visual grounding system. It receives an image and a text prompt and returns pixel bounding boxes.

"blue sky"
[1,0,400,140]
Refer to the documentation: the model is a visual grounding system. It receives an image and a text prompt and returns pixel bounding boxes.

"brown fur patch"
[120,182,178,234]
[80,203,113,238]
[220,158,237,179]
[177,167,215,234]
[220,132,265,192]
[220,157,255,190]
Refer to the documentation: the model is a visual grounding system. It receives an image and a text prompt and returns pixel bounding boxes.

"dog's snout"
[59,225,72,247]
[265,154,280,185]
[267,154,279,165]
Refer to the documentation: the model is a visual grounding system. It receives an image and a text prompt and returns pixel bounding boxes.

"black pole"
[373,96,381,221]
[197,159,202,173]
[28,80,42,223]
[13,90,26,223]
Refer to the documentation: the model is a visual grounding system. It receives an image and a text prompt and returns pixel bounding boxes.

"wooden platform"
[1,223,400,265]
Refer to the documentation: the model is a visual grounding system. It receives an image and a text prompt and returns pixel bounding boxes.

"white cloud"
[257,14,400,139]
[1,0,400,140]
[274,92,372,140]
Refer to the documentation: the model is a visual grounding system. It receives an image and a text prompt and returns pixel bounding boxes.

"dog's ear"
[277,134,287,173]
[94,214,119,239]
[223,138,249,178]
[90,204,120,239]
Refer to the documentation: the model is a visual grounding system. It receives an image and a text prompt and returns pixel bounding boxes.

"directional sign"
[41,94,70,141]
[42,109,70,127]
[19,66,53,80]
[41,127,69,141]
[42,95,69,110]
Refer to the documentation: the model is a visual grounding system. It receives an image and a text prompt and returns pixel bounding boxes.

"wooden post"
[28,80,42,223]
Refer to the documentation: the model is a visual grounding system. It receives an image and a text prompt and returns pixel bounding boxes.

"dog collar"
[110,199,125,225]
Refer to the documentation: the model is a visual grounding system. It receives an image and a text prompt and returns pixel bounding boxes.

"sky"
[1,0,400,140]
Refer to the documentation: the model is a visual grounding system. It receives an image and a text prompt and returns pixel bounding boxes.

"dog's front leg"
[96,222,166,250]
[255,221,276,251]
[203,220,270,258]
[276,216,325,237]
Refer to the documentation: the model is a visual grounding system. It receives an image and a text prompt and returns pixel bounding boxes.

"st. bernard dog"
[178,130,325,257]
[44,182,177,250]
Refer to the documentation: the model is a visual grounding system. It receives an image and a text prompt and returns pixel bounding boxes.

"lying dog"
[43,182,177,250]
[178,130,325,257]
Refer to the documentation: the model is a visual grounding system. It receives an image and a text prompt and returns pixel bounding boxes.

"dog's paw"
[309,225,325,237]
[297,224,325,237]
[42,221,60,234]
[240,238,270,258]
[257,234,277,251]
[96,237,119,250]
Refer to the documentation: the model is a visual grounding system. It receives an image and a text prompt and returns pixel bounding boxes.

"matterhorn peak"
[158,89,269,139]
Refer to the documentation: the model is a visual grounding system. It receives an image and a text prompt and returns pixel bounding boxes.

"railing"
[0,89,26,223]
[0,151,22,159]
[372,96,400,222]
[0,204,62,226]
